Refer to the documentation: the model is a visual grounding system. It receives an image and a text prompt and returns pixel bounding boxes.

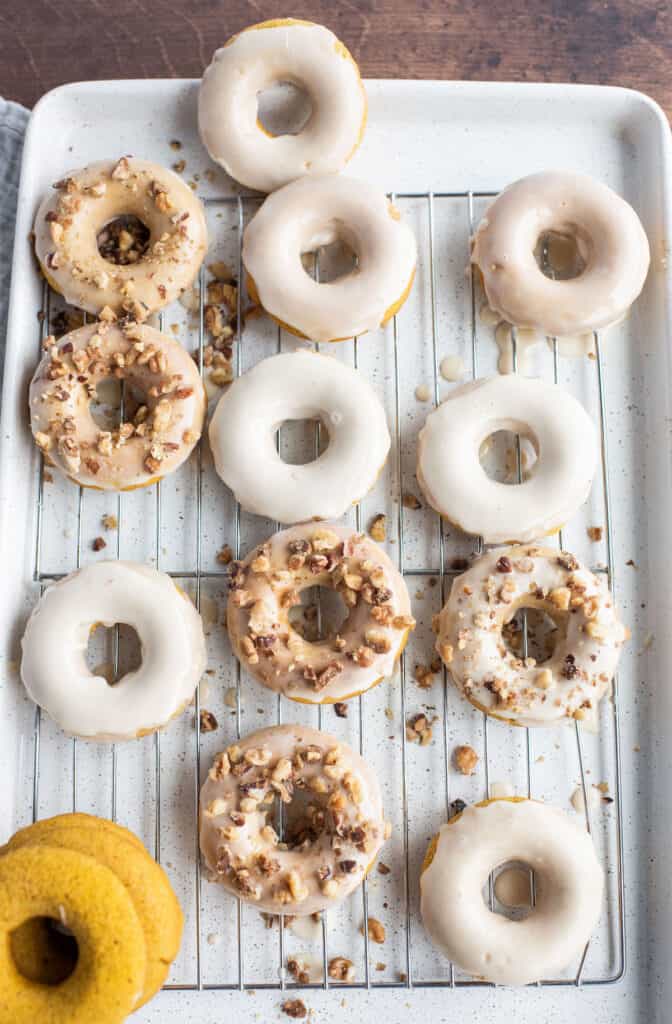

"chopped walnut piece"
[496,556,513,573]
[287,869,309,903]
[369,514,387,542]
[363,918,386,944]
[392,614,416,631]
[334,702,348,718]
[34,431,52,452]
[111,156,131,180]
[199,709,218,732]
[209,365,233,387]
[328,956,355,982]
[549,586,571,611]
[413,663,435,689]
[377,861,391,875]
[217,545,233,565]
[281,1000,307,1019]
[91,536,106,552]
[454,744,479,776]
[587,526,603,542]
[287,957,310,985]
[402,492,422,510]
[364,629,391,654]
[406,713,435,745]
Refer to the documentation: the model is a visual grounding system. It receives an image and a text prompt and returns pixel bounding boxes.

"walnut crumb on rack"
[454,744,479,776]
[102,514,118,530]
[328,956,355,982]
[369,513,387,542]
[92,536,106,552]
[199,709,218,732]
[363,917,386,944]
[402,492,422,510]
[587,526,604,542]
[281,999,308,1019]
[406,713,436,745]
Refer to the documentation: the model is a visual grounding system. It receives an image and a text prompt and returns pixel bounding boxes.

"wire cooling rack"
[27,189,625,992]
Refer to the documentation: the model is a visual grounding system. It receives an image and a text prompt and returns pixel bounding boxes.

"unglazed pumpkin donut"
[34,157,207,318]
[4,820,183,1009]
[0,844,146,1024]
[1,812,145,855]
[226,523,414,704]
[208,350,391,522]
[471,171,650,337]
[243,175,417,342]
[20,561,207,741]
[417,376,598,544]
[435,545,627,728]
[29,321,205,490]
[198,19,367,193]
[200,724,388,914]
[420,797,603,985]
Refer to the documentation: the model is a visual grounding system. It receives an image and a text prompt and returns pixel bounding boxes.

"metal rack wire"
[29,189,625,991]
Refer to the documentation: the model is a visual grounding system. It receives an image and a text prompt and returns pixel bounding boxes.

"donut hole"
[86,623,142,684]
[276,418,330,465]
[301,237,359,283]
[479,429,538,485]
[257,80,314,137]
[502,606,567,665]
[10,916,79,985]
[288,585,349,643]
[97,214,150,266]
[534,229,588,281]
[491,862,535,921]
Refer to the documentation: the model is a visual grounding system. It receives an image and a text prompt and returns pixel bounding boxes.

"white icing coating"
[199,724,386,915]
[471,171,650,336]
[29,322,205,490]
[20,561,207,741]
[208,350,391,522]
[420,798,604,985]
[198,20,366,193]
[34,158,208,317]
[417,376,598,544]
[226,523,413,704]
[435,545,627,728]
[242,175,417,342]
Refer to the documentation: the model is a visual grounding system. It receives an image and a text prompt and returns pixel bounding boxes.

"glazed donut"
[5,819,183,1009]
[435,545,627,728]
[420,797,603,985]
[0,844,146,1023]
[417,375,598,544]
[471,171,650,337]
[34,157,207,318]
[20,561,207,741]
[226,523,414,704]
[208,350,391,522]
[200,724,387,915]
[243,175,417,342]
[198,19,366,193]
[29,321,205,490]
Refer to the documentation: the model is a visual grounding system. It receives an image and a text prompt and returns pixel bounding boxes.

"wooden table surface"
[0,0,670,115]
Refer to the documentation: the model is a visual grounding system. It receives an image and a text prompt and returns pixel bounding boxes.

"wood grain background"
[0,0,670,114]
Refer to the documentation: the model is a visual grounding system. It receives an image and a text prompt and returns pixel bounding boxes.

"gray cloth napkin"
[0,99,29,387]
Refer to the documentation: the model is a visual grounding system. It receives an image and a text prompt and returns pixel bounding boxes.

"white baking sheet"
[1,79,671,1023]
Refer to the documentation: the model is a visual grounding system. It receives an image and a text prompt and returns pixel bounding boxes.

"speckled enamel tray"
[1,79,671,1024]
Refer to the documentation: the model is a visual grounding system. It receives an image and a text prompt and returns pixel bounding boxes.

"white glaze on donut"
[198,19,366,193]
[34,158,207,317]
[471,171,650,337]
[208,350,391,522]
[29,322,205,490]
[243,175,417,343]
[200,724,386,915]
[226,523,414,704]
[435,546,627,728]
[20,561,207,741]
[416,376,598,544]
[420,798,603,985]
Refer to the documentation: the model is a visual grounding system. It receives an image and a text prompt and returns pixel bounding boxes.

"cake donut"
[200,724,388,915]
[435,545,627,728]
[243,175,417,342]
[420,797,604,985]
[471,171,650,337]
[226,523,414,704]
[0,844,147,1023]
[417,375,598,544]
[20,561,207,741]
[208,350,391,522]
[29,321,205,490]
[34,157,207,318]
[198,19,367,193]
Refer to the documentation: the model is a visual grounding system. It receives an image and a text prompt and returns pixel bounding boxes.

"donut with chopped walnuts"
[34,157,207,318]
[29,321,205,490]
[200,724,388,915]
[226,523,414,705]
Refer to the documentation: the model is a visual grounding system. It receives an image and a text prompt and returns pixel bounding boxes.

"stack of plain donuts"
[12,17,650,1005]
